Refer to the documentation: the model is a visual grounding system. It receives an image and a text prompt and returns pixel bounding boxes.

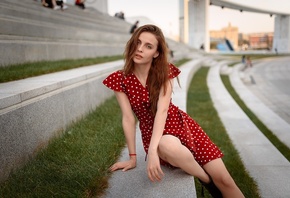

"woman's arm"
[147,79,173,181]
[109,91,137,172]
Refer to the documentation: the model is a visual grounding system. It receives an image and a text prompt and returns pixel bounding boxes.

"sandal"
[42,2,49,7]
[198,177,223,198]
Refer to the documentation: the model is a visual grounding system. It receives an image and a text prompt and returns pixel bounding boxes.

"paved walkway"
[230,57,290,149]
[241,56,290,125]
[208,57,290,198]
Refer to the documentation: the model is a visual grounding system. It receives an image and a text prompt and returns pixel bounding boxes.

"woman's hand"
[147,152,164,182]
[109,158,136,172]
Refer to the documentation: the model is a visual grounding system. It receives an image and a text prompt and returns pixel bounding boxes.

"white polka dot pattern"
[103,63,223,166]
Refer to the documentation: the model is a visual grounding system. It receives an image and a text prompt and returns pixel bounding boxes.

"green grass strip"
[0,55,123,83]
[221,75,290,162]
[187,67,260,198]
[0,97,125,198]
[0,56,189,84]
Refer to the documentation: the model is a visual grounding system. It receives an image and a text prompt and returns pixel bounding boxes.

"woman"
[103,24,244,198]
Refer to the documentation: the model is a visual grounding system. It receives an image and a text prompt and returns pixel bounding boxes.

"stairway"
[0,0,132,66]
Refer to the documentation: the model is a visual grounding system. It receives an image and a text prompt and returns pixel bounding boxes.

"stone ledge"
[0,60,123,112]
[0,61,124,183]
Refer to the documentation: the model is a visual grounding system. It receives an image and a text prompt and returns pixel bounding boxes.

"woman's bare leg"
[51,0,57,7]
[158,135,244,198]
[203,159,245,198]
[158,135,210,183]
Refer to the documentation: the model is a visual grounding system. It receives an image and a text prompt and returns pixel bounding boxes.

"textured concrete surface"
[0,0,131,66]
[230,57,290,149]
[208,58,290,198]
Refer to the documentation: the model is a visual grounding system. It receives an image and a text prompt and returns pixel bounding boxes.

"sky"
[107,0,290,39]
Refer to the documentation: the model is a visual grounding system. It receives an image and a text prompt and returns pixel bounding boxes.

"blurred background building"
[209,23,274,51]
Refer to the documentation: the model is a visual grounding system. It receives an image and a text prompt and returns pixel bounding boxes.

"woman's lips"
[135,54,143,59]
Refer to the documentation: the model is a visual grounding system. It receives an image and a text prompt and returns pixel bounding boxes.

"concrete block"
[0,62,122,182]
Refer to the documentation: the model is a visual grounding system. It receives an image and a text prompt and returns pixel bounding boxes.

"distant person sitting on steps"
[129,20,139,34]
[75,0,85,10]
[241,55,246,65]
[42,0,67,10]
[245,56,253,69]
[114,11,125,20]
[103,24,245,198]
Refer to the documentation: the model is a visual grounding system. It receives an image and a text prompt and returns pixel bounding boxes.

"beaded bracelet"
[129,154,137,156]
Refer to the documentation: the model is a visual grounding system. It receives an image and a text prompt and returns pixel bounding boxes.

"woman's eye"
[147,45,152,49]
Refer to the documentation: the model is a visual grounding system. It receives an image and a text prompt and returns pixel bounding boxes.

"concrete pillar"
[273,15,290,53]
[179,0,185,43]
[187,0,209,52]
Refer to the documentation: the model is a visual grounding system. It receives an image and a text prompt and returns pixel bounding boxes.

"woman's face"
[133,32,159,65]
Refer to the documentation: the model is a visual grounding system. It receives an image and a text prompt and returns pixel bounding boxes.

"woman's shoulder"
[105,70,124,80]
[168,62,181,78]
[103,70,126,92]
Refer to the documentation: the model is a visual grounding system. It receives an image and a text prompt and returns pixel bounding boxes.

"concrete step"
[208,60,290,198]
[0,1,131,34]
[6,0,111,23]
[0,14,129,42]
[0,0,133,66]
[0,4,131,40]
[0,35,129,66]
[0,60,124,183]
[0,60,124,112]
[0,0,196,67]
[230,61,290,149]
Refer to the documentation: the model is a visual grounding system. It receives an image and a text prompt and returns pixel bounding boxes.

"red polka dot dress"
[103,63,223,166]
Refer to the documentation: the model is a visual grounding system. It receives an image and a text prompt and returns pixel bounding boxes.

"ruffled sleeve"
[168,63,181,79]
[102,70,124,92]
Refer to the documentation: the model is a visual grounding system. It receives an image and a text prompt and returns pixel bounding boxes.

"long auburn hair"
[123,24,169,116]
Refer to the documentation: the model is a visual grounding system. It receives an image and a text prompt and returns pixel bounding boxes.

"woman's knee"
[215,172,235,188]
[204,159,236,187]
[158,135,181,156]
